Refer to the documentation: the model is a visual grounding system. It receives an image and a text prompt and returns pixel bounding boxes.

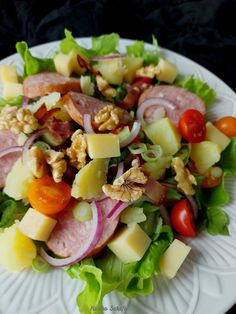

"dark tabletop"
[0,0,235,313]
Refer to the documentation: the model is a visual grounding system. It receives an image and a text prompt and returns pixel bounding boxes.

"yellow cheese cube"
[108,223,151,263]
[19,208,57,241]
[156,59,178,83]
[2,82,23,99]
[160,239,191,279]
[206,121,230,152]
[0,222,36,272]
[86,134,120,159]
[0,65,18,83]
[143,118,181,155]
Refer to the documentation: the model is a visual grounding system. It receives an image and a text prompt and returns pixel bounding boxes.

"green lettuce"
[217,137,236,174]
[60,29,93,57]
[126,36,159,65]
[0,191,28,228]
[175,75,216,108]
[92,33,120,56]
[67,225,173,314]
[16,41,55,77]
[0,95,23,108]
[196,173,230,235]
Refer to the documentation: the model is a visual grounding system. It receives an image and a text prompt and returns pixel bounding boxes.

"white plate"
[0,38,236,314]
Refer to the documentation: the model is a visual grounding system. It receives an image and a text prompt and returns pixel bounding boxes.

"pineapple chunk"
[156,59,178,83]
[143,118,181,155]
[122,57,143,83]
[2,82,23,99]
[108,223,151,263]
[0,222,36,272]
[94,59,127,85]
[54,49,86,76]
[4,158,34,200]
[160,239,191,279]
[0,65,18,83]
[142,156,172,180]
[190,141,221,174]
[71,158,109,199]
[206,122,230,152]
[86,134,120,159]
[19,208,57,241]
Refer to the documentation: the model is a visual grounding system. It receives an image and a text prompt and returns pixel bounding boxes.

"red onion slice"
[40,201,103,267]
[107,200,130,219]
[22,97,30,108]
[91,54,127,61]
[186,195,198,219]
[83,114,95,133]
[137,97,176,125]
[114,162,124,180]
[119,121,141,148]
[22,128,47,165]
[159,205,171,226]
[0,146,23,158]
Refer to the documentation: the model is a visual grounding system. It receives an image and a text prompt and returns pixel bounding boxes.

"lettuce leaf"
[67,225,173,314]
[92,33,120,56]
[16,41,55,77]
[196,174,230,235]
[0,191,28,228]
[126,36,159,65]
[175,75,216,108]
[60,29,93,57]
[0,95,23,108]
[205,206,229,235]
[217,137,236,174]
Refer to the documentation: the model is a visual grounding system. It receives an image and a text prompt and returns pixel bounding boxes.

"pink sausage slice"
[138,85,205,125]
[23,72,81,98]
[46,198,119,258]
[0,131,21,188]
[61,92,130,127]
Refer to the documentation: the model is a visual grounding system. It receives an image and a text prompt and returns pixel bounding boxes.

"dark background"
[0,0,235,313]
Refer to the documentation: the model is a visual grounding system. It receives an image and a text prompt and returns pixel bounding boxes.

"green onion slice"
[32,256,51,273]
[72,201,93,222]
[141,145,163,162]
[128,142,147,154]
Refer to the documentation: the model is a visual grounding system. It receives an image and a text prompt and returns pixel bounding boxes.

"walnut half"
[171,157,197,195]
[102,167,148,202]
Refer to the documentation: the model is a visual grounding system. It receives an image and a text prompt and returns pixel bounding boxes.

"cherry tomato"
[170,199,197,237]
[132,76,153,89]
[215,116,236,137]
[178,109,206,143]
[117,86,141,109]
[28,176,71,215]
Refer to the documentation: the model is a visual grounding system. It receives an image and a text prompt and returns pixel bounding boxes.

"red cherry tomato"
[215,116,236,137]
[178,109,206,143]
[170,199,197,237]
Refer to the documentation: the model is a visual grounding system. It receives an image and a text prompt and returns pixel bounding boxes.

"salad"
[0,29,236,314]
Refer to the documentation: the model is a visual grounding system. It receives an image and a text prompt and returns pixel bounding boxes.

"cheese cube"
[156,59,178,83]
[206,121,230,152]
[143,118,181,155]
[86,134,120,159]
[160,239,191,279]
[19,208,57,241]
[108,223,151,263]
[2,82,23,99]
[0,65,18,83]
